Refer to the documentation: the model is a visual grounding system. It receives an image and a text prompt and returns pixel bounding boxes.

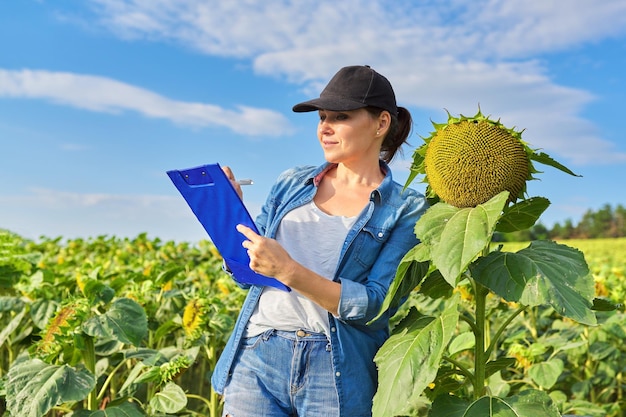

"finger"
[222,166,244,198]
[222,166,235,181]
[236,224,258,240]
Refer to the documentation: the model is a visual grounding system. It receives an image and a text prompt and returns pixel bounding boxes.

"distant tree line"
[495,203,626,242]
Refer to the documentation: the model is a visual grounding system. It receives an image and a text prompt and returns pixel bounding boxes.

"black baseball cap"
[292,65,398,116]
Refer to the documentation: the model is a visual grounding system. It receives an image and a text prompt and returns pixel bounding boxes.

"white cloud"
[0,187,266,243]
[82,0,626,62]
[0,188,179,215]
[0,188,207,241]
[0,69,294,137]
[85,0,386,57]
[381,58,626,165]
[473,0,626,57]
[70,0,626,165]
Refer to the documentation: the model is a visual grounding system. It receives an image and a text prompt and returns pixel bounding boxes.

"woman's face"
[317,108,385,165]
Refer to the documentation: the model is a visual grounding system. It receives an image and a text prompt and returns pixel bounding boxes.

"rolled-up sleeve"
[337,278,369,320]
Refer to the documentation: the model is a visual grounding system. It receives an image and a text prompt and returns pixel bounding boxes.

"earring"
[376,131,380,136]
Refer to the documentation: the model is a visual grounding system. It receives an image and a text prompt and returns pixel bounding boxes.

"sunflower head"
[182,298,207,340]
[415,109,533,208]
[159,355,192,383]
[37,299,89,358]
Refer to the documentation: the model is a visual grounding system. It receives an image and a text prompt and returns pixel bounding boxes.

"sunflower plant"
[372,109,615,417]
[0,232,244,417]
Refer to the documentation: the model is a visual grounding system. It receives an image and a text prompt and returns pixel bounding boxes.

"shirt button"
[336,372,341,377]
[378,232,384,238]
[330,327,336,332]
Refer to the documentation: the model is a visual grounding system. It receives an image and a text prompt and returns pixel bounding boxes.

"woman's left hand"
[236,224,297,284]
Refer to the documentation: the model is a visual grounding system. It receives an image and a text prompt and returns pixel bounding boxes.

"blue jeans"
[222,329,340,416]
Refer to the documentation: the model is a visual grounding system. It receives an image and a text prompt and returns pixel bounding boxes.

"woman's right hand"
[222,166,243,199]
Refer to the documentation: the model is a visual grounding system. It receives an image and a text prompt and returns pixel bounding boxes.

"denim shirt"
[211,161,427,417]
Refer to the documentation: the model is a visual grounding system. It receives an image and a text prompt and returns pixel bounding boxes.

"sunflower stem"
[473,280,489,400]
[83,334,98,410]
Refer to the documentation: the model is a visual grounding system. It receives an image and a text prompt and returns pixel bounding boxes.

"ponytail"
[366,106,412,163]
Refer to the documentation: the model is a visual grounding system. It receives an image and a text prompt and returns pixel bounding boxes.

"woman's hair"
[365,106,413,163]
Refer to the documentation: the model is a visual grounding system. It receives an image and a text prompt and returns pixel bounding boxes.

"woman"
[212,65,427,416]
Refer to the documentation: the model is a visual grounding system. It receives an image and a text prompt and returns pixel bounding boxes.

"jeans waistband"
[272,329,328,342]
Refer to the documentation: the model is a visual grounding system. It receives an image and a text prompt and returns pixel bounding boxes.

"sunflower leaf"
[531,151,581,177]
[415,192,508,286]
[6,359,96,417]
[71,401,145,417]
[150,381,188,413]
[404,145,427,189]
[470,240,596,325]
[82,298,148,346]
[496,197,550,232]
[373,295,459,417]
[431,390,560,417]
[370,244,430,324]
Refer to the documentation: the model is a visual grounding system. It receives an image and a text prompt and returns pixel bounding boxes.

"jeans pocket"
[240,329,272,350]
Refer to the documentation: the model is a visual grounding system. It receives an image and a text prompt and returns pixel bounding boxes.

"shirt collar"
[307,161,393,203]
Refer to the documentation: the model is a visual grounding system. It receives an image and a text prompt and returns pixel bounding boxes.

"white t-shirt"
[244,201,357,337]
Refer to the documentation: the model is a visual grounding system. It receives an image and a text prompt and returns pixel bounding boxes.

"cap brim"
[292,97,367,113]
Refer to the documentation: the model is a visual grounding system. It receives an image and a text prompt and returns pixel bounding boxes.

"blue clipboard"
[167,163,290,291]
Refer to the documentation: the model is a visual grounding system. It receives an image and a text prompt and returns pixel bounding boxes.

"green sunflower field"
[0,230,624,416]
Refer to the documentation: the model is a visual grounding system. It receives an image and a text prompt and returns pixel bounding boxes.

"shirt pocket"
[351,225,389,269]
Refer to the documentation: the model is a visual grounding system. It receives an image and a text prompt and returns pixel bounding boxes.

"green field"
[1,231,625,416]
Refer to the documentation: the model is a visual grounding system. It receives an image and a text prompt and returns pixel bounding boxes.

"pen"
[237,179,254,186]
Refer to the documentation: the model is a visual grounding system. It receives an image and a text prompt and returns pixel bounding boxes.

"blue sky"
[1,0,626,243]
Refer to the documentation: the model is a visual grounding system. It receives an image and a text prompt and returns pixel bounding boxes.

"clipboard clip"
[179,167,215,186]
